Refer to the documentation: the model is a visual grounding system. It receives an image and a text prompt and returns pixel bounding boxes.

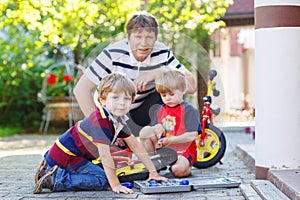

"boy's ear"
[99,97,105,105]
[183,87,188,94]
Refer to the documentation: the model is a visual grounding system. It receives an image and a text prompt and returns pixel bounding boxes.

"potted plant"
[38,61,84,133]
[44,67,74,102]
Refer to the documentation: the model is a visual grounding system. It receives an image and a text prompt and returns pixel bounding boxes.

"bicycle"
[193,69,226,169]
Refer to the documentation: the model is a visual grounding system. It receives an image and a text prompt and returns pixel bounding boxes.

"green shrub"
[0,126,21,137]
[0,25,53,128]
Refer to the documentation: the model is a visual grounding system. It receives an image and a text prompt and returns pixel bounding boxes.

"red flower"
[63,74,73,82]
[47,74,57,85]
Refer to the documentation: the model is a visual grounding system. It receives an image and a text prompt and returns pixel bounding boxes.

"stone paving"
[0,128,255,200]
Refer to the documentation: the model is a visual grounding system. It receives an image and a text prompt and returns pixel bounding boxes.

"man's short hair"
[126,11,158,38]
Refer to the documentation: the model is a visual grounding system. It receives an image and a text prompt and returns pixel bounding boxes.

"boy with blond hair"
[34,73,167,194]
[140,69,201,177]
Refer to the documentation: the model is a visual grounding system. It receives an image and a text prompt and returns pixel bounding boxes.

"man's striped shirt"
[84,39,188,110]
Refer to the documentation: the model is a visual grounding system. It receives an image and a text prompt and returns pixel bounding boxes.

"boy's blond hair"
[98,73,136,102]
[155,69,186,93]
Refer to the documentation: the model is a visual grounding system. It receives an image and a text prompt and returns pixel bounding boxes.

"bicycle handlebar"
[208,69,217,81]
[211,107,220,115]
[213,88,220,97]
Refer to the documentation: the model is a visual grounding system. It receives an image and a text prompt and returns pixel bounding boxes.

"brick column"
[255,1,300,179]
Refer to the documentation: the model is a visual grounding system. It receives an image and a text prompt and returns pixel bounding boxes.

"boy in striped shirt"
[34,73,167,194]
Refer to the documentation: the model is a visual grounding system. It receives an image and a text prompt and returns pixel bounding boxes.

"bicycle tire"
[193,124,226,169]
[116,147,177,182]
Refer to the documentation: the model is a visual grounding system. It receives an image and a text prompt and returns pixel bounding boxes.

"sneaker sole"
[152,147,178,170]
[34,159,47,183]
[33,165,58,194]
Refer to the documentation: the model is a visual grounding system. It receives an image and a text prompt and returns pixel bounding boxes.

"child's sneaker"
[34,159,48,183]
[33,165,58,194]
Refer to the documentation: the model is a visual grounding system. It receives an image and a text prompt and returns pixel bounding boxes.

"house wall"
[210,25,255,122]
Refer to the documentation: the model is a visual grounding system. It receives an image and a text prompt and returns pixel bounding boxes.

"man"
[74,11,197,137]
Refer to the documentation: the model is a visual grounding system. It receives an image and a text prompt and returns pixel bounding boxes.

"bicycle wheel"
[116,147,177,183]
[193,124,226,169]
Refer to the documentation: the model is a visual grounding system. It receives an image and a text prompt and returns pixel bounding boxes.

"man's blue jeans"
[48,162,109,191]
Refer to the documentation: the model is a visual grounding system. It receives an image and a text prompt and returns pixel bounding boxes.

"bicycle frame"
[199,70,217,146]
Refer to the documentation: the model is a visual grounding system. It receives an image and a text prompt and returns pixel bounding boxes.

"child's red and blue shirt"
[44,106,131,170]
[151,101,201,165]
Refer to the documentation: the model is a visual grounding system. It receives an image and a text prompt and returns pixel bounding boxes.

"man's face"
[127,29,156,62]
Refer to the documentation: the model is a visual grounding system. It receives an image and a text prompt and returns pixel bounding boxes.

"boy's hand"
[114,138,125,147]
[158,135,174,147]
[146,174,168,183]
[112,184,134,194]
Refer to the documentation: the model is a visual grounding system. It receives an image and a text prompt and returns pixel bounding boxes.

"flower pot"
[40,96,85,133]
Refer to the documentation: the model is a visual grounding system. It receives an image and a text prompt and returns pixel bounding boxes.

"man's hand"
[134,70,158,92]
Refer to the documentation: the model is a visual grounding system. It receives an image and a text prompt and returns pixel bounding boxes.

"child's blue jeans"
[48,162,109,192]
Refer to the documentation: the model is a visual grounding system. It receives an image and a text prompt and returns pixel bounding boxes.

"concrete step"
[240,184,262,200]
[240,180,291,200]
[251,180,290,200]
[268,169,300,200]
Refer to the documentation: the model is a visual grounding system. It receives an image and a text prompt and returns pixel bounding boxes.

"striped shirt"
[44,106,131,169]
[84,39,188,110]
